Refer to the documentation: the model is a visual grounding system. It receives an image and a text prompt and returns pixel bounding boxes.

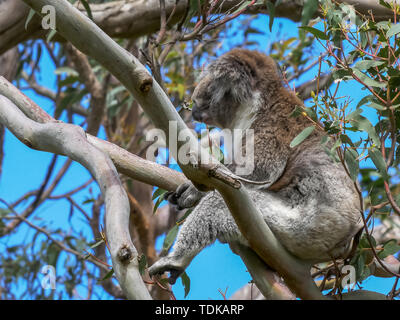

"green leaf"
[378,240,400,259]
[153,192,166,214]
[329,137,342,159]
[100,269,114,281]
[368,147,390,181]
[333,68,353,81]
[59,76,80,87]
[359,234,376,249]
[387,23,400,38]
[90,239,104,249]
[46,242,61,266]
[25,9,36,30]
[347,108,363,120]
[180,272,191,298]
[231,0,254,15]
[290,126,315,148]
[301,0,318,26]
[46,29,57,43]
[353,60,385,71]
[394,145,400,166]
[289,105,304,118]
[345,148,359,181]
[340,134,354,147]
[158,278,170,287]
[348,112,381,147]
[82,197,95,205]
[266,2,275,31]
[359,264,371,281]
[152,188,167,200]
[54,67,79,77]
[81,0,93,20]
[352,69,386,88]
[162,224,179,252]
[379,0,392,9]
[389,76,400,88]
[299,26,328,40]
[354,253,365,279]
[138,254,147,275]
[57,88,88,117]
[367,101,385,110]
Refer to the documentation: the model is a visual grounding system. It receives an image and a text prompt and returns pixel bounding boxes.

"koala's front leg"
[165,182,206,209]
[149,192,239,284]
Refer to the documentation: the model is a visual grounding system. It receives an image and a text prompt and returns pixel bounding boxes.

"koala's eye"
[193,98,209,110]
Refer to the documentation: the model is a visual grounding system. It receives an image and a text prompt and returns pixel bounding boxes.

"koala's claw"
[148,257,185,285]
[165,182,205,209]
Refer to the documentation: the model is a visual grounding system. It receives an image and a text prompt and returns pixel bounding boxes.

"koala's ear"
[209,56,252,82]
[208,56,253,102]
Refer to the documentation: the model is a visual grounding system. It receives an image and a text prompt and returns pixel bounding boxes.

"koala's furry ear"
[209,55,253,82]
[207,54,253,103]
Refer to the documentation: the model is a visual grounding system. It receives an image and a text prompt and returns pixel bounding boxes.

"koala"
[149,49,363,284]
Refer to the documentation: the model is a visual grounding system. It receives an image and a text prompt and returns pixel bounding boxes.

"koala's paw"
[148,256,186,285]
[165,182,205,210]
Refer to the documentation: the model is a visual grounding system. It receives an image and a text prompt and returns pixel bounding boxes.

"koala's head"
[191,49,282,128]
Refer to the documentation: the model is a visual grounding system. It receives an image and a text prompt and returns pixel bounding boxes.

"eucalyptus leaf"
[349,112,381,147]
[266,1,275,31]
[162,224,179,252]
[353,69,386,88]
[387,23,400,38]
[46,29,57,43]
[100,269,114,281]
[25,9,36,30]
[353,60,385,71]
[299,26,328,40]
[180,271,191,298]
[153,194,166,214]
[356,95,374,109]
[381,240,400,258]
[80,0,93,20]
[345,148,359,181]
[367,101,385,110]
[290,126,315,148]
[138,254,147,276]
[368,147,389,181]
[301,0,318,26]
[152,188,167,201]
[54,67,79,77]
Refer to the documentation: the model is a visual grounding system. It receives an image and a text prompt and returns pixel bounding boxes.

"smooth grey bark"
[0,47,18,178]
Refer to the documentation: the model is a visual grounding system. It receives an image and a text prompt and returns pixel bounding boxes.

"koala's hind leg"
[148,192,242,284]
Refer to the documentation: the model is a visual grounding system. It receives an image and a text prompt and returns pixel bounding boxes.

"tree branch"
[0,90,151,300]
[230,242,296,300]
[0,47,19,178]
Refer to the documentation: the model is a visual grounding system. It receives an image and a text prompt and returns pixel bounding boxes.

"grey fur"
[148,49,362,284]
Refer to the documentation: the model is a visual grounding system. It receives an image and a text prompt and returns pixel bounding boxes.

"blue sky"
[0,12,397,300]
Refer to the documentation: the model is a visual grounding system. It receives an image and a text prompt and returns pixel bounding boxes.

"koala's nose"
[191,100,198,111]
[191,106,202,122]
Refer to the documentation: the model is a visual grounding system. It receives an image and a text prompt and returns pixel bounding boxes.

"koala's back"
[235,85,363,260]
